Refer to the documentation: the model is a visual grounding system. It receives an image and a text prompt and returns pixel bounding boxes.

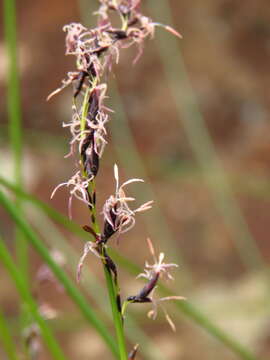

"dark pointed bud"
[127,272,159,303]
[85,145,99,177]
[127,295,152,303]
[101,205,118,242]
[80,132,100,178]
[138,272,159,299]
[88,89,99,121]
[73,71,88,98]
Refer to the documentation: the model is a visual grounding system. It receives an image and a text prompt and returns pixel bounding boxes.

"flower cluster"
[49,0,181,216]
[127,238,185,331]
[50,1,183,357]
[102,164,153,242]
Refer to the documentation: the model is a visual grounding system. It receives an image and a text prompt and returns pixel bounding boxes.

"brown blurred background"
[1,0,270,359]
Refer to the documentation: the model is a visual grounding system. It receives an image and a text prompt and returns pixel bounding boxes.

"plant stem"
[3,0,28,284]
[3,0,22,184]
[104,266,128,360]
[89,193,128,360]
[79,85,128,360]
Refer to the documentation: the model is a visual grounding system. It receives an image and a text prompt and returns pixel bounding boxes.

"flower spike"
[101,165,153,242]
[128,238,185,331]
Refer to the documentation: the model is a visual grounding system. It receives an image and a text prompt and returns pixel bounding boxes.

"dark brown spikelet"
[88,88,99,122]
[127,271,159,303]
[73,71,88,98]
[80,131,99,178]
[101,204,118,242]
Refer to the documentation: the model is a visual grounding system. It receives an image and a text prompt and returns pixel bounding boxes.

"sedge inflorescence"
[49,0,184,357]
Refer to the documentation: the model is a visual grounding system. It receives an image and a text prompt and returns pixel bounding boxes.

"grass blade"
[3,0,22,184]
[0,176,89,241]
[3,0,28,284]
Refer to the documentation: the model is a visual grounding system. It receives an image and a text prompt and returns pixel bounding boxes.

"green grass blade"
[103,267,128,360]
[0,178,259,360]
[0,237,67,360]
[0,190,118,358]
[0,176,89,241]
[0,308,19,360]
[3,0,28,283]
[3,0,22,184]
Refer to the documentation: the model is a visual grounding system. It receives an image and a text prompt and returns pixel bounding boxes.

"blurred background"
[1,0,270,359]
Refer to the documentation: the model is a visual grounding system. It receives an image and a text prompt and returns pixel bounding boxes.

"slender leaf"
[3,0,22,184]
[3,0,28,286]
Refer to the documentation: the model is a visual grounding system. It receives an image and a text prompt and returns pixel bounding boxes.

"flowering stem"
[88,207,128,359]
[3,0,28,288]
[85,182,128,359]
[79,86,127,357]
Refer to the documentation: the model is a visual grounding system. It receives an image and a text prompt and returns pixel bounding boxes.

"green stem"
[3,0,22,184]
[88,192,128,360]
[103,266,128,360]
[0,176,91,242]
[0,308,19,360]
[79,82,128,359]
[0,237,67,360]
[89,191,127,359]
[0,190,118,358]
[3,0,28,286]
